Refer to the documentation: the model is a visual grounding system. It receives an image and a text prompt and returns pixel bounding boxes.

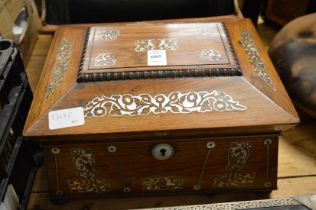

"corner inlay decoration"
[94,53,116,67]
[84,90,247,118]
[200,49,222,62]
[66,148,110,193]
[239,32,276,91]
[98,28,120,40]
[44,38,73,100]
[213,142,256,188]
[142,176,184,191]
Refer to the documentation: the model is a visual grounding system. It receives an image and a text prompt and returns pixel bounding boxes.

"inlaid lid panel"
[78,23,240,82]
[23,17,299,139]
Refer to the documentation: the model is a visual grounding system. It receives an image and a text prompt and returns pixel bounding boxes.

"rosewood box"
[24,17,299,201]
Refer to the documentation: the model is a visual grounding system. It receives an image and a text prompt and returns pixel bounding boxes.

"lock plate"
[152,143,174,160]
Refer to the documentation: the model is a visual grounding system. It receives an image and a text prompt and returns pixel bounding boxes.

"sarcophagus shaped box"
[24,17,299,201]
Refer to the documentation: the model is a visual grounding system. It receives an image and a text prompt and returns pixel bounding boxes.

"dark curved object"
[269,13,316,118]
[241,0,263,26]
[45,0,235,24]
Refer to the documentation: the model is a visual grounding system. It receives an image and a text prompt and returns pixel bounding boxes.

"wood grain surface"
[24,17,299,138]
[23,17,300,201]
[25,30,315,210]
[79,23,237,74]
[45,135,278,198]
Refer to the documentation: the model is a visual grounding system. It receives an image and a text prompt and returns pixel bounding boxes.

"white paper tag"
[48,107,84,130]
[147,50,167,66]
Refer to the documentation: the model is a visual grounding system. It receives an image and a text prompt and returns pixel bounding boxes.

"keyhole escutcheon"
[152,143,175,160]
[160,149,166,156]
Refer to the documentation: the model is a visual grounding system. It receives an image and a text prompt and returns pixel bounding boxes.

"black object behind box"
[0,39,42,210]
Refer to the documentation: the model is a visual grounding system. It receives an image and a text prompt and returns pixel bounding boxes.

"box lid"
[77,22,240,82]
[24,17,299,141]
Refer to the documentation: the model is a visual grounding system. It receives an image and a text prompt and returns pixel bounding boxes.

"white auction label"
[147,50,167,66]
[48,107,84,130]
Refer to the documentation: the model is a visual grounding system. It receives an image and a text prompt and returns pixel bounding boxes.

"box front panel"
[46,135,278,197]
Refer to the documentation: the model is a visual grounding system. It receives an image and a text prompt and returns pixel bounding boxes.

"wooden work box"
[23,17,299,201]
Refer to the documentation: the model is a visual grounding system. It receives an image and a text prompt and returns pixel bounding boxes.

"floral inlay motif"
[135,39,177,52]
[135,39,155,52]
[240,32,276,91]
[213,142,256,187]
[142,176,184,191]
[200,49,222,62]
[84,90,247,118]
[158,39,178,51]
[98,28,120,40]
[94,53,116,67]
[66,148,110,192]
[44,38,73,100]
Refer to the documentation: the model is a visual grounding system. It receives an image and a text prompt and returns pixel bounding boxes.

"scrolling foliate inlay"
[44,38,73,100]
[213,142,256,188]
[240,32,276,91]
[66,148,110,193]
[84,90,247,118]
[142,176,184,191]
